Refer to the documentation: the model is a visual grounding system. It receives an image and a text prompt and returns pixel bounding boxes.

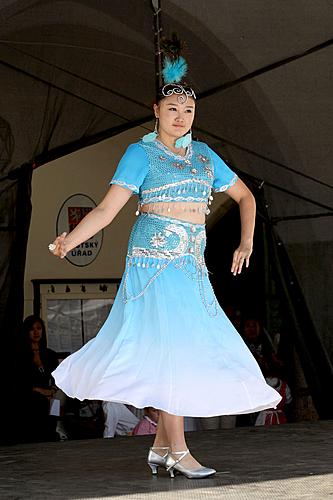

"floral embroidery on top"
[204,165,214,178]
[111,140,238,209]
[197,154,209,163]
[172,162,186,170]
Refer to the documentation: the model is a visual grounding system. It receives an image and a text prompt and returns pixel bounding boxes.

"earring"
[175,129,192,148]
[142,119,158,143]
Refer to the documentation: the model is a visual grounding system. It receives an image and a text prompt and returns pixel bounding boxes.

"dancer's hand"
[48,232,68,259]
[231,242,252,276]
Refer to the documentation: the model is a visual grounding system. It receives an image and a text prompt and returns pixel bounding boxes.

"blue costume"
[52,139,282,416]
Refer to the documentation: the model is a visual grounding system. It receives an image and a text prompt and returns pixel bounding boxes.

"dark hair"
[156,82,196,104]
[22,315,47,352]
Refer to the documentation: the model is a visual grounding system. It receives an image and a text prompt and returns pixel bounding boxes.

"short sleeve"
[109,143,149,194]
[206,145,238,192]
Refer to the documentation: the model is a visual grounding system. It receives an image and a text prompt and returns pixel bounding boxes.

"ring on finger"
[48,243,56,252]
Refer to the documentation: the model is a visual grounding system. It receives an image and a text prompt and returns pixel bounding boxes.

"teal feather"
[162,56,188,84]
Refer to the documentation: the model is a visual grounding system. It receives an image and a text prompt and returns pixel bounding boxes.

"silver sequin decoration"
[197,154,209,163]
[204,165,214,178]
[172,162,186,170]
[150,232,167,248]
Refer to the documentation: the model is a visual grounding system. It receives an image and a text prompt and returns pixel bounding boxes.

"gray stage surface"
[0,421,332,499]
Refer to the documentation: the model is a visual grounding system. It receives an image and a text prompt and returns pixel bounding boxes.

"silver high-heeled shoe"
[166,449,216,479]
[147,446,170,475]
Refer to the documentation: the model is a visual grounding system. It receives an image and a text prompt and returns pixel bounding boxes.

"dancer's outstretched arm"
[225,178,256,276]
[49,185,132,259]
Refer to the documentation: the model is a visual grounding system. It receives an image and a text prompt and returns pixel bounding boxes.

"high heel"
[166,449,216,479]
[147,446,170,475]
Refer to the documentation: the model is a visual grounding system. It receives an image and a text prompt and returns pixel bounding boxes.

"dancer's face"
[154,95,195,141]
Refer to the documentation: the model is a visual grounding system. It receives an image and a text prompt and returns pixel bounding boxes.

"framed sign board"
[42,294,114,353]
[32,279,121,355]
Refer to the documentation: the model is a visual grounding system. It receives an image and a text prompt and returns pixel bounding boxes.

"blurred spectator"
[224,304,243,331]
[22,315,67,441]
[242,317,275,364]
[237,317,283,427]
[102,401,139,438]
[132,407,159,436]
[255,360,293,426]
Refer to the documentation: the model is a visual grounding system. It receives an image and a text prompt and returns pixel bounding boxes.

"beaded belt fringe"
[122,213,218,316]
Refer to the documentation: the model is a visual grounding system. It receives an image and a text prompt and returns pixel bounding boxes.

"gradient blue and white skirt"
[52,213,282,416]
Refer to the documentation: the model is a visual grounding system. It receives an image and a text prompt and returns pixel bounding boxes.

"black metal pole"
[151,0,163,99]
[272,212,333,223]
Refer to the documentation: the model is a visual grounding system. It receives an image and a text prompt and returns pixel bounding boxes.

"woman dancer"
[50,43,281,479]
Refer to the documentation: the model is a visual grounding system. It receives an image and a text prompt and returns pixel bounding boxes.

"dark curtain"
[1,167,31,342]
[206,184,333,419]
[1,165,32,443]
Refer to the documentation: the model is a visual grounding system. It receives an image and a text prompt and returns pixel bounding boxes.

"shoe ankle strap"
[151,446,169,450]
[170,449,189,455]
[170,449,190,461]
[166,449,189,470]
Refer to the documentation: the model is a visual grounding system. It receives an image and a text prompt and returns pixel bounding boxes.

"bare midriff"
[140,201,207,224]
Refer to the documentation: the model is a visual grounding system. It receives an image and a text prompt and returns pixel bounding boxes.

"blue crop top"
[110,139,238,211]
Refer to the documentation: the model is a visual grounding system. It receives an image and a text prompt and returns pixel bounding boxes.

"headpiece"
[159,34,196,104]
[142,34,195,146]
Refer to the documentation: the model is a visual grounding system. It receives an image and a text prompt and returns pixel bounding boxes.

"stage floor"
[0,421,332,499]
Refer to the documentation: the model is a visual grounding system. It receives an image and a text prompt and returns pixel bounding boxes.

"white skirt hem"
[52,374,282,418]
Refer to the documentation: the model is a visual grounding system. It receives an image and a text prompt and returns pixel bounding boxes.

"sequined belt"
[123,214,218,317]
[127,213,206,266]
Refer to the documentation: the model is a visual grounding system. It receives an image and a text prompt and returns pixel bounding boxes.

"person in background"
[22,315,68,441]
[224,304,243,332]
[255,360,292,426]
[242,317,274,363]
[102,401,139,438]
[132,407,159,436]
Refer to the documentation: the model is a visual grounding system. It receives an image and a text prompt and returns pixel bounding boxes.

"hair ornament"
[159,34,196,104]
[162,55,188,84]
[141,33,195,145]
[161,83,196,103]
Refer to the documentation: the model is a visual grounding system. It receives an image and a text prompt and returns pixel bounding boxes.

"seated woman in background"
[22,315,66,441]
